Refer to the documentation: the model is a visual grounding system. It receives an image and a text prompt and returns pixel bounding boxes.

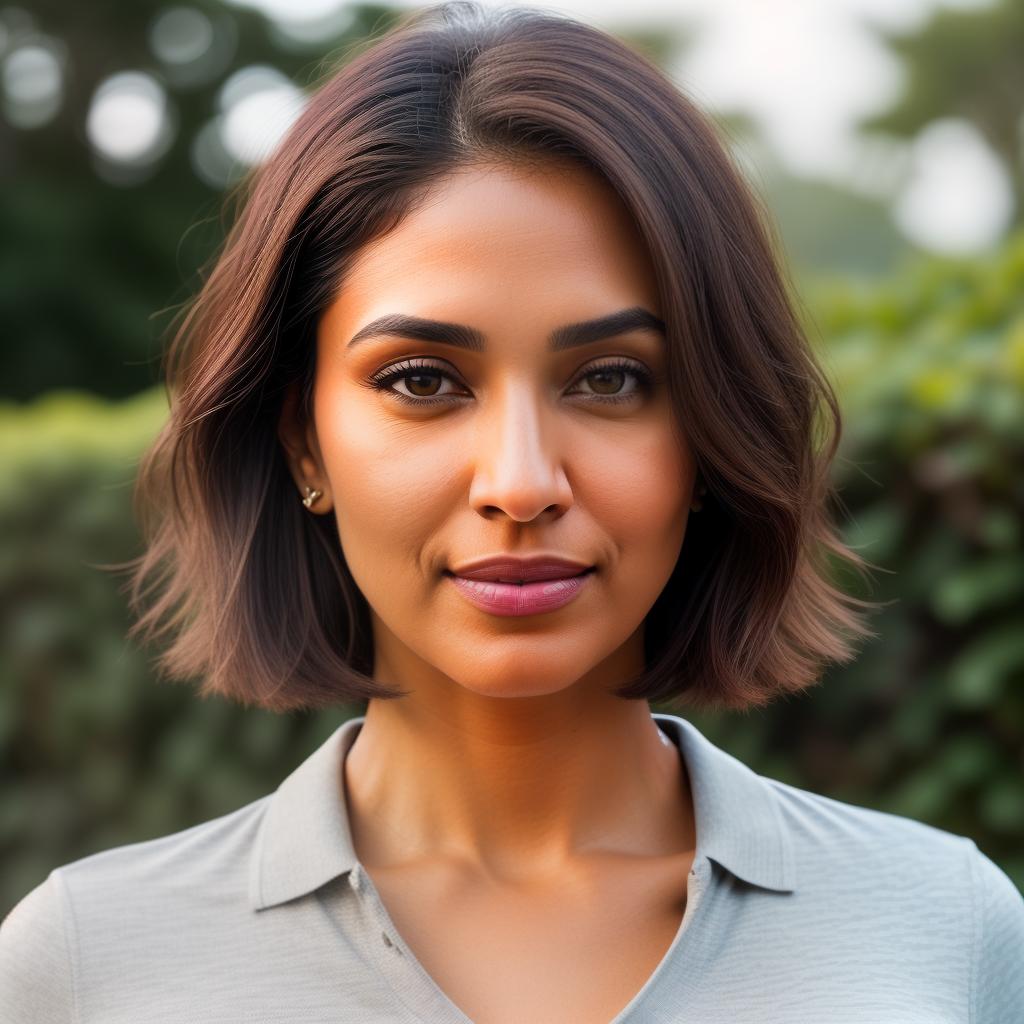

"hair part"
[112,0,879,713]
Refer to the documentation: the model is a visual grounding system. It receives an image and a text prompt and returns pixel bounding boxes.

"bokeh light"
[893,119,1015,255]
[149,6,214,66]
[217,64,306,166]
[85,71,176,184]
[148,6,237,88]
[2,40,65,128]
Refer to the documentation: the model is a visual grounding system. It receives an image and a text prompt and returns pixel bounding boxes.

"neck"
[343,676,695,884]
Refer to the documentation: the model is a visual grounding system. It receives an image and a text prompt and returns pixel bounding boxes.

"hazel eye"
[568,359,653,403]
[365,359,469,406]
[394,369,453,400]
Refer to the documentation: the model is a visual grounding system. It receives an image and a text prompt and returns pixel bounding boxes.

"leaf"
[946,623,1024,707]
[931,556,1024,625]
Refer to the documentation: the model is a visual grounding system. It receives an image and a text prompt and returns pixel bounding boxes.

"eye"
[567,358,654,404]
[363,356,655,407]
[364,358,469,406]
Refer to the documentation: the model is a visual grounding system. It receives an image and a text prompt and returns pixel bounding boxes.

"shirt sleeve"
[0,870,76,1023]
[968,839,1024,1024]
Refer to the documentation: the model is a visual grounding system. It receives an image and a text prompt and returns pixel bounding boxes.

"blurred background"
[2,0,1022,917]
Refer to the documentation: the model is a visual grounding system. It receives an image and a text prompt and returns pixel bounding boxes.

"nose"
[466,381,574,524]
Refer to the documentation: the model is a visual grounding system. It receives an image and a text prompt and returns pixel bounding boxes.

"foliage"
[0,1,400,400]
[859,0,1024,223]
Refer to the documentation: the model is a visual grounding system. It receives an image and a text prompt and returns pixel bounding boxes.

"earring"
[301,485,323,509]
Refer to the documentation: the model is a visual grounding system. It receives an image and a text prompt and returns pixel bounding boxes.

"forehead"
[332,160,660,323]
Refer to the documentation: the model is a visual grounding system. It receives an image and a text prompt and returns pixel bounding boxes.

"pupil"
[592,369,624,394]
[408,373,440,397]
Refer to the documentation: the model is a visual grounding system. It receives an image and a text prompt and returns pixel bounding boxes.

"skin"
[278,158,701,1022]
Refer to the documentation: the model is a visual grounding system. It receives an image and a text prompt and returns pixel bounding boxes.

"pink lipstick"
[444,554,596,617]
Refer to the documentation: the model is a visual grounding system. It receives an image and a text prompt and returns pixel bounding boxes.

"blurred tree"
[763,166,910,282]
[859,0,1024,225]
[0,1,401,401]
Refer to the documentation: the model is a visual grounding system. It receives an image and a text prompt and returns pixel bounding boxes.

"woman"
[3,3,1021,1022]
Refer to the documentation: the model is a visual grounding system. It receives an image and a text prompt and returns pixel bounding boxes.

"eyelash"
[364,357,656,408]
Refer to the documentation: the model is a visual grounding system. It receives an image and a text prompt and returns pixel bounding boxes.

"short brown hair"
[116,0,877,713]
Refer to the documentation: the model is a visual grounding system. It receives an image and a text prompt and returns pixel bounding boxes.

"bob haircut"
[117,0,877,714]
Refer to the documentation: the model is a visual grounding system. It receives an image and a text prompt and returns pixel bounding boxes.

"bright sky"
[229,0,1013,254]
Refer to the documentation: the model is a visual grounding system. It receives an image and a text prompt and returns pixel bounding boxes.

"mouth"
[442,566,596,586]
[442,565,596,616]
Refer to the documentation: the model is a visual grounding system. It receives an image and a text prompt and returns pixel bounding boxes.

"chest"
[364,851,695,1024]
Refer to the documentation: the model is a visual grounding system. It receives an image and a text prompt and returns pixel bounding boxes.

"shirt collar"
[653,712,797,893]
[249,710,796,911]
[249,715,363,911]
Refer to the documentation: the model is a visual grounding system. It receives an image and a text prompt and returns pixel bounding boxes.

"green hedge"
[2,235,1022,916]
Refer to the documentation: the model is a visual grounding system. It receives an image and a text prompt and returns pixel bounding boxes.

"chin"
[437,654,591,699]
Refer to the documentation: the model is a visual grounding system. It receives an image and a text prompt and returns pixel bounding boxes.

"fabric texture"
[2,711,1022,1023]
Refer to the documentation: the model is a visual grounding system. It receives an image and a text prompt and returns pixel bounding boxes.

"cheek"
[580,423,691,551]
[592,430,691,614]
[314,393,455,578]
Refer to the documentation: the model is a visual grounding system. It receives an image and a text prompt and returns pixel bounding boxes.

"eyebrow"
[345,306,666,352]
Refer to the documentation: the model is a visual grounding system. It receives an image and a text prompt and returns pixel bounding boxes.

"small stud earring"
[301,485,323,509]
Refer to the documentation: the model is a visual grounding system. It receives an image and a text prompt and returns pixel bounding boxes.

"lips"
[445,557,596,616]
[445,554,595,584]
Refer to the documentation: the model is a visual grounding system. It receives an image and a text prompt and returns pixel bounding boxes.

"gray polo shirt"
[2,711,1022,1023]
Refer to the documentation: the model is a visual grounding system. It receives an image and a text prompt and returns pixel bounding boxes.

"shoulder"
[962,837,1024,1023]
[0,868,74,1022]
[755,770,1015,918]
[764,773,978,880]
[763,775,1024,1020]
[0,796,272,1023]
[51,793,272,900]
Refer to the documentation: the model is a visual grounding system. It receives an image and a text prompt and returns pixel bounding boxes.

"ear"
[277,381,333,514]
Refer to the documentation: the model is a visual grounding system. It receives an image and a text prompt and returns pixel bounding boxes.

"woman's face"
[282,159,698,700]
